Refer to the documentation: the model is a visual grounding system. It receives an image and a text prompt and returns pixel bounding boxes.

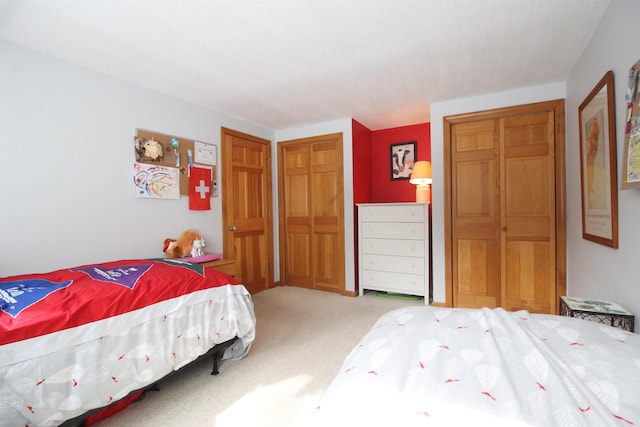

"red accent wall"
[371,123,431,203]
[352,121,431,203]
[352,120,431,204]
[352,119,373,204]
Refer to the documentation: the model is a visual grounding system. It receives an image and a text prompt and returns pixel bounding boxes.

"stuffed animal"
[163,238,177,256]
[143,138,164,161]
[163,229,203,259]
[190,238,206,257]
[135,137,164,162]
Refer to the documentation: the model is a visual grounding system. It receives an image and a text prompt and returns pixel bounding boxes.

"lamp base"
[416,185,431,203]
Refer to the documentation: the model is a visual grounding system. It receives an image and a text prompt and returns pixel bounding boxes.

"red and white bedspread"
[0,259,256,427]
[310,306,640,427]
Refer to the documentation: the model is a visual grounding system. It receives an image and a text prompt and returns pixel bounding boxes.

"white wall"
[275,120,355,292]
[565,0,640,326]
[0,40,273,276]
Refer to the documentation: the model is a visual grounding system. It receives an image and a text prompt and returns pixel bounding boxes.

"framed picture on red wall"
[390,141,416,180]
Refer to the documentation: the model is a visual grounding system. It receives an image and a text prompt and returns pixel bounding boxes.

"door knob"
[229,225,238,231]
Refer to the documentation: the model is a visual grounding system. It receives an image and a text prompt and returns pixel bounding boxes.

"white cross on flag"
[189,166,212,210]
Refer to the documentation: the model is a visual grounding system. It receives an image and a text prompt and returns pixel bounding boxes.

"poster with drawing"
[622,59,640,187]
[132,163,180,199]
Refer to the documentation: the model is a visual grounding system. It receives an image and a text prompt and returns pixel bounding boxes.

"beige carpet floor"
[96,286,424,426]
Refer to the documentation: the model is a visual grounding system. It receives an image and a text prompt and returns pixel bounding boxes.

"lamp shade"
[410,161,432,185]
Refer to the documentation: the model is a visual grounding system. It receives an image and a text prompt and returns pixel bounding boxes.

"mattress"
[310,306,640,427]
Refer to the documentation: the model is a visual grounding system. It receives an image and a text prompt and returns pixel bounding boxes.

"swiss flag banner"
[189,166,212,210]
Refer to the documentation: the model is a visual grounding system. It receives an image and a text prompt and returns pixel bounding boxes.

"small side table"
[202,259,236,277]
[559,296,635,332]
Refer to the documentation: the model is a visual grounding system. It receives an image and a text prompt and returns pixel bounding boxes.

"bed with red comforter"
[0,258,256,427]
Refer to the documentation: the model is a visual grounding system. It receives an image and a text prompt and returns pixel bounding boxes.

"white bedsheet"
[0,284,255,427]
[311,306,640,427]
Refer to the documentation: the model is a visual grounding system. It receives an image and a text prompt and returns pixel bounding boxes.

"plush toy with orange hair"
[163,229,203,259]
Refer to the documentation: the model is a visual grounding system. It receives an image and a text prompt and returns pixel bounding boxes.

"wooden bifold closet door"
[444,100,566,314]
[277,133,345,294]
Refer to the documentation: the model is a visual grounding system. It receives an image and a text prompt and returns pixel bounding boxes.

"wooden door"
[221,128,273,294]
[450,119,501,308]
[445,100,566,314]
[501,112,557,313]
[278,133,345,293]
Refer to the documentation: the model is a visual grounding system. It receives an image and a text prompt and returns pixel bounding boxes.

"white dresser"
[357,202,429,301]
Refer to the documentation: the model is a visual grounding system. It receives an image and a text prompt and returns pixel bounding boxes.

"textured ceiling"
[0,0,611,130]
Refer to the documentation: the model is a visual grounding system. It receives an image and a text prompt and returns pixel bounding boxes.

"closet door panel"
[501,112,556,313]
[282,145,313,288]
[504,240,553,313]
[313,232,342,292]
[455,238,501,308]
[311,140,344,292]
[451,119,501,308]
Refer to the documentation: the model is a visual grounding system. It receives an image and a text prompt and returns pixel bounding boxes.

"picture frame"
[578,70,619,248]
[621,59,640,189]
[390,141,416,180]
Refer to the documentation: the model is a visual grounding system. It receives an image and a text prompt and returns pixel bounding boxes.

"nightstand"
[202,259,236,277]
[559,296,635,332]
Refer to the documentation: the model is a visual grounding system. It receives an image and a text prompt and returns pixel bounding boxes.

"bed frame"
[60,336,240,426]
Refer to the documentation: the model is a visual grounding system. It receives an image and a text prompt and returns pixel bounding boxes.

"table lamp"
[409,161,432,203]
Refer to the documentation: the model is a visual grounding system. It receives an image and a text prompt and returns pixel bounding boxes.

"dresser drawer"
[360,204,425,223]
[360,238,426,257]
[360,222,425,240]
[360,270,426,295]
[361,254,425,275]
